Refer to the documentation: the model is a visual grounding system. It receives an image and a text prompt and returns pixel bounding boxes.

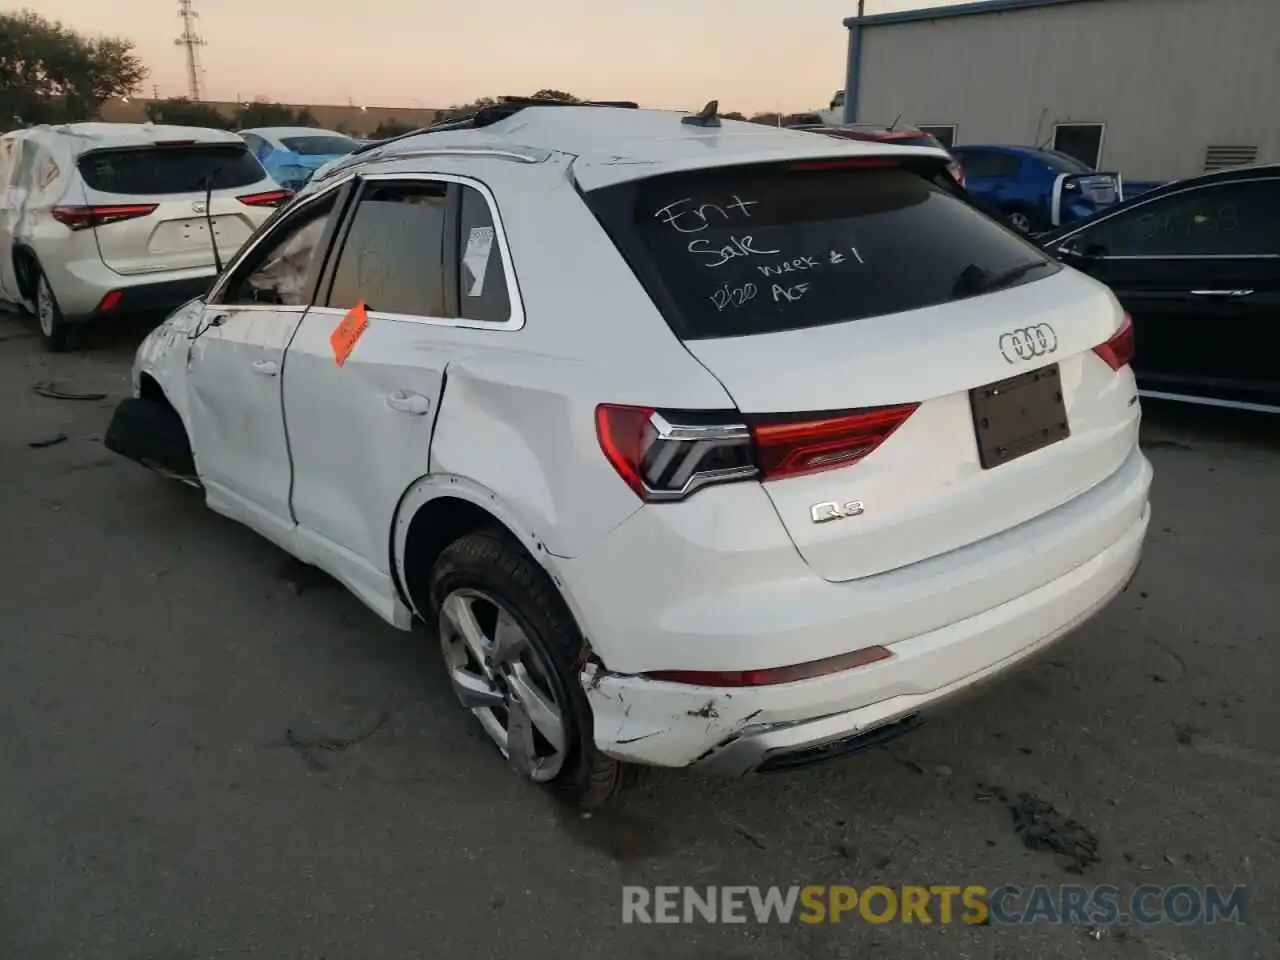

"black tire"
[32,264,73,353]
[429,527,633,808]
[104,397,198,479]
[1005,206,1039,235]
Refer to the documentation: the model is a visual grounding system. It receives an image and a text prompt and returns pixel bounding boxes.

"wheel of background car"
[1007,210,1034,234]
[428,526,634,808]
[34,267,71,353]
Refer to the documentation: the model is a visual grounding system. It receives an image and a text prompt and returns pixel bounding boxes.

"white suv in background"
[0,123,290,350]
[109,100,1152,807]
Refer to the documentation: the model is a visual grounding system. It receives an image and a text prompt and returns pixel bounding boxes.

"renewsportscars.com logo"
[622,885,1249,926]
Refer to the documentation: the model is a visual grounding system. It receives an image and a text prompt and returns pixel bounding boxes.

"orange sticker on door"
[330,301,369,366]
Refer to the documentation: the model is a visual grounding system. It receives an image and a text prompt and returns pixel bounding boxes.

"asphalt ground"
[1,309,1276,960]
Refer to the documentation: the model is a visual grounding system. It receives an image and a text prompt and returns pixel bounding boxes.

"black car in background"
[1040,164,1280,413]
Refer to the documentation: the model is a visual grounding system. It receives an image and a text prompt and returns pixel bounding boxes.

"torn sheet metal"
[581,663,759,768]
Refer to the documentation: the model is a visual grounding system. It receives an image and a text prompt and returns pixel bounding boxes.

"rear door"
[76,142,271,275]
[586,157,1137,583]
[1056,176,1280,407]
[284,175,486,600]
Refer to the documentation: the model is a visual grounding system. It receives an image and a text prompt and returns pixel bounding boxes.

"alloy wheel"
[36,278,55,338]
[439,588,568,781]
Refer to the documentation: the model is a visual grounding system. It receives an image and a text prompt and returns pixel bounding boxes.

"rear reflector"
[51,203,158,231]
[646,645,893,687]
[747,404,919,480]
[237,189,293,207]
[1093,313,1135,371]
[97,290,123,313]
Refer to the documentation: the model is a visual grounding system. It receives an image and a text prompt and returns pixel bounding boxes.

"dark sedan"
[1040,164,1280,413]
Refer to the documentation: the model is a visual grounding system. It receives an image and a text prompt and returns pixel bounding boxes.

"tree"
[232,99,316,129]
[144,97,232,129]
[0,10,146,126]
[529,89,579,102]
[749,112,783,127]
[720,111,747,122]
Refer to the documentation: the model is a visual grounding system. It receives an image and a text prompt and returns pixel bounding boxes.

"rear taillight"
[948,161,966,186]
[237,189,293,207]
[97,290,123,312]
[747,404,919,480]
[595,405,757,502]
[51,203,157,231]
[594,402,918,501]
[1093,313,1135,371]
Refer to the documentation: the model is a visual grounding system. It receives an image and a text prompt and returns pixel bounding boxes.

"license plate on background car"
[970,364,1070,469]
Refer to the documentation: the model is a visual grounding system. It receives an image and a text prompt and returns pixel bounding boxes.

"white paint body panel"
[128,106,1154,773]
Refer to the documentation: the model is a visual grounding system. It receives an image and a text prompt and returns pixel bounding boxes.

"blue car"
[238,127,360,192]
[948,145,1124,233]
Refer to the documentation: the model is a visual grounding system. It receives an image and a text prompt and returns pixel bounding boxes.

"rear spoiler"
[1049,171,1124,226]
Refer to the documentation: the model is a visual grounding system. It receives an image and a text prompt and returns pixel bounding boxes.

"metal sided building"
[841,0,1280,182]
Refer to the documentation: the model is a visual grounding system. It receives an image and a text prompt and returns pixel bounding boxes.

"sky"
[36,0,967,113]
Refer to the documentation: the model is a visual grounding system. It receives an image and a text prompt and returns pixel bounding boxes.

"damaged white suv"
[108,98,1152,807]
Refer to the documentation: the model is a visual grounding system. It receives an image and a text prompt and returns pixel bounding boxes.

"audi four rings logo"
[999,323,1059,363]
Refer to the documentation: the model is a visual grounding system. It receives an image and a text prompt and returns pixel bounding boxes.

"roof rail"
[347,96,641,157]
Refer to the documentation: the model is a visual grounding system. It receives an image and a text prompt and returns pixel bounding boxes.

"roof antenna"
[887,113,902,131]
[682,100,721,128]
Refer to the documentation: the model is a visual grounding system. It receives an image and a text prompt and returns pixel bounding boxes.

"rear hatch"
[76,142,273,276]
[585,156,1137,582]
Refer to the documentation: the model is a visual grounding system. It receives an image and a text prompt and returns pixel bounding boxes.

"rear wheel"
[34,267,72,353]
[429,528,632,808]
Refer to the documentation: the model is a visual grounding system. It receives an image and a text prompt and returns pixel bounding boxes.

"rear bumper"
[92,276,211,321]
[39,254,214,320]
[583,500,1147,772]
[577,447,1153,771]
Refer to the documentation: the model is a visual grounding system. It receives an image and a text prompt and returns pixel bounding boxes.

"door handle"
[1190,289,1254,298]
[251,359,279,376]
[385,391,431,415]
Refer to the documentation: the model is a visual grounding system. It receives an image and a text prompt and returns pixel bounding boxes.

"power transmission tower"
[174,0,208,102]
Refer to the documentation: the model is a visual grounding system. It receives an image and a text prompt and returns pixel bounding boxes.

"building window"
[919,125,957,149]
[1052,123,1105,169]
[1204,145,1259,172]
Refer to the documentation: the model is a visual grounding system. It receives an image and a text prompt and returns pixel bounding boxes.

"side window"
[957,152,1018,179]
[457,185,511,323]
[242,134,263,157]
[223,193,336,306]
[0,139,16,190]
[1079,180,1280,257]
[13,140,39,188]
[327,181,448,316]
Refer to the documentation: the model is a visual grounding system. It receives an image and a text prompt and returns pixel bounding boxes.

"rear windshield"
[586,161,1058,340]
[77,143,265,195]
[280,135,357,156]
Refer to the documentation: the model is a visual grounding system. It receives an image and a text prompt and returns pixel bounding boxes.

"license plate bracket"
[970,363,1069,470]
